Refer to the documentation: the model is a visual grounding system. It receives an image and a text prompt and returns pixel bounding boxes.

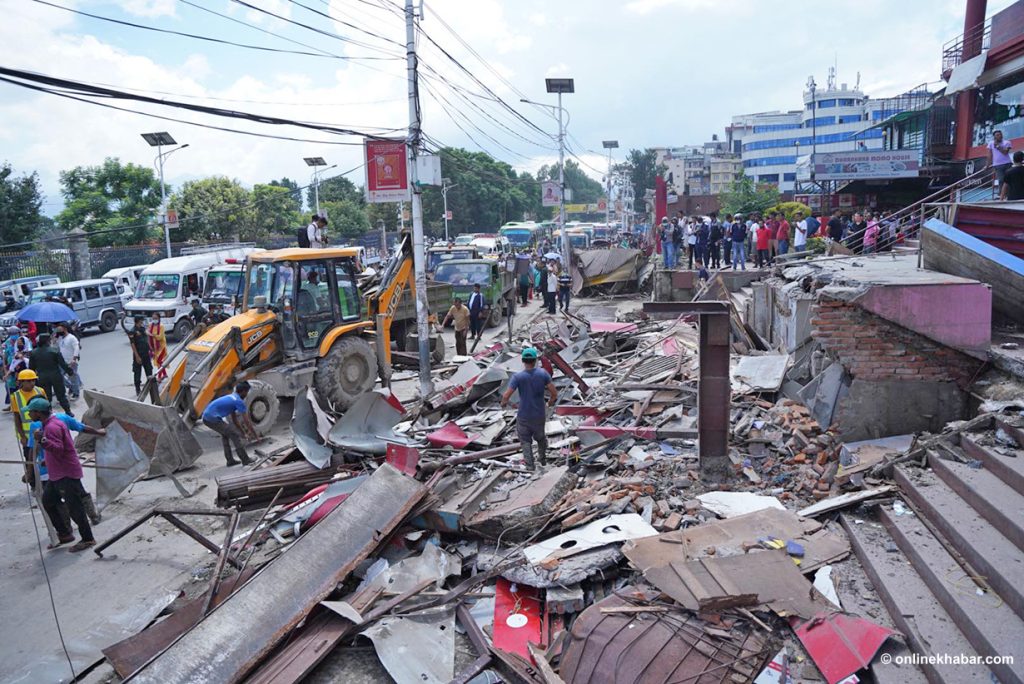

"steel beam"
[641,301,731,480]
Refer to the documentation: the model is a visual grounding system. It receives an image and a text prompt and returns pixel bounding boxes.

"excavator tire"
[244,380,280,435]
[315,336,377,411]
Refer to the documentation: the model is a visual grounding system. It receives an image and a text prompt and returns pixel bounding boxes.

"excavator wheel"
[315,337,377,411]
[244,380,280,435]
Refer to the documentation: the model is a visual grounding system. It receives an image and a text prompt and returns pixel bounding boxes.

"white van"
[201,261,246,314]
[469,234,513,260]
[126,245,258,341]
[102,265,147,295]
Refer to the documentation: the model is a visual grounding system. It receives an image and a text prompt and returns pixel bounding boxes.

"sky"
[0,0,1015,217]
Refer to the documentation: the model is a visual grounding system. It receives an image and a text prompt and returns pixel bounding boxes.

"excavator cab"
[243,253,364,357]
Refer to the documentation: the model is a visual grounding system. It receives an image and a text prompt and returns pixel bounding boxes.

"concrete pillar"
[698,312,731,480]
[68,228,92,280]
[953,0,988,160]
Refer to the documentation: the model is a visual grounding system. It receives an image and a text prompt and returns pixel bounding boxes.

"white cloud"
[623,0,724,15]
[545,63,570,77]
[114,0,176,18]
[528,13,548,26]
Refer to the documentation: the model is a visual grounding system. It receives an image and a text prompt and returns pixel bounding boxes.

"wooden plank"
[129,465,426,684]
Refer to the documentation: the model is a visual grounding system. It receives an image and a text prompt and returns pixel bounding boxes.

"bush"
[766,201,812,223]
[805,236,826,254]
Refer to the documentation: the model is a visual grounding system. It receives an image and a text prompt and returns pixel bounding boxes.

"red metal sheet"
[493,578,543,661]
[385,443,420,476]
[590,321,639,333]
[425,422,476,448]
[794,612,897,684]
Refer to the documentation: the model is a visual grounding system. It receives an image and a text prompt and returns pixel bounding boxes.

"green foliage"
[718,173,780,216]
[251,184,302,240]
[169,176,251,241]
[320,199,370,238]
[616,149,664,209]
[366,202,399,233]
[56,157,162,246]
[767,201,812,223]
[536,158,603,213]
[0,162,44,245]
[310,175,362,209]
[419,147,541,237]
[805,236,826,253]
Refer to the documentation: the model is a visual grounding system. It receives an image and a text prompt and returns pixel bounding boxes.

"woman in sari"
[148,313,169,381]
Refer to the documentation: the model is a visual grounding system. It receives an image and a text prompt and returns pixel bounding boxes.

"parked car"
[102,265,147,295]
[0,275,62,326]
[27,279,124,332]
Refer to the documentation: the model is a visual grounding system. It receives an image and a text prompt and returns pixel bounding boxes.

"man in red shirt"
[776,212,791,255]
[755,214,772,268]
[29,397,95,552]
[765,214,779,262]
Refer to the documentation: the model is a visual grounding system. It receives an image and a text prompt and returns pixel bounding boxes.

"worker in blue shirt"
[201,381,257,466]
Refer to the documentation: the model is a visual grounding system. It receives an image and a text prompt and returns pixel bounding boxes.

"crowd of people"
[657,207,907,273]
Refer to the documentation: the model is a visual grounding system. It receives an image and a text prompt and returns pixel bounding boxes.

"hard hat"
[6,326,19,334]
[521,347,538,361]
[26,397,51,412]
[17,369,38,381]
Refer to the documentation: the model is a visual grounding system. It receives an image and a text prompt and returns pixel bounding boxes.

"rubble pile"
[94,307,1024,684]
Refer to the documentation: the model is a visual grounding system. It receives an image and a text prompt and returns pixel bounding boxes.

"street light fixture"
[441,177,457,242]
[544,77,574,265]
[303,157,329,217]
[141,131,188,258]
[602,140,618,230]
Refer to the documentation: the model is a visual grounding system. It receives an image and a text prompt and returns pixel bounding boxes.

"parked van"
[469,234,513,260]
[126,245,258,341]
[102,265,147,294]
[28,279,124,332]
[201,262,246,314]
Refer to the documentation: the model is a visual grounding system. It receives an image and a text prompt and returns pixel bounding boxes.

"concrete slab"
[840,513,991,684]
[880,505,1024,684]
[895,465,1024,618]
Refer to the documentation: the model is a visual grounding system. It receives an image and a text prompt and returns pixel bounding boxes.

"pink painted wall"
[856,283,992,355]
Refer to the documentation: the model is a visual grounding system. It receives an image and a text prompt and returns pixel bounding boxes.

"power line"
[286,0,404,49]
[0,66,402,138]
[84,81,406,108]
[31,0,397,62]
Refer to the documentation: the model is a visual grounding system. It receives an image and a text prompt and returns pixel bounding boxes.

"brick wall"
[809,294,985,388]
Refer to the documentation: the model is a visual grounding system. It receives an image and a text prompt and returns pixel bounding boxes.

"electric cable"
[286,0,404,49]
[32,0,396,61]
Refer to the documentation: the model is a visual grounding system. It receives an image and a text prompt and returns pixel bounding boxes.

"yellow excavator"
[79,234,449,469]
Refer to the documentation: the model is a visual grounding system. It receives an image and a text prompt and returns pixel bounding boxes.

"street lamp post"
[303,157,328,217]
[441,177,457,242]
[377,219,387,260]
[141,132,188,258]
[545,78,574,266]
[602,140,618,230]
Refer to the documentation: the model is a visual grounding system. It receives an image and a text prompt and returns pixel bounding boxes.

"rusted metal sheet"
[559,589,769,684]
[104,568,258,678]
[128,464,426,684]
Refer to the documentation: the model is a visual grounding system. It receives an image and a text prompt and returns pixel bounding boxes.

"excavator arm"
[365,232,415,363]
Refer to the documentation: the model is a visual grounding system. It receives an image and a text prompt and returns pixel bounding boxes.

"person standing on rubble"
[500,347,558,470]
[467,283,487,341]
[442,297,471,356]
[201,381,257,466]
[545,260,559,314]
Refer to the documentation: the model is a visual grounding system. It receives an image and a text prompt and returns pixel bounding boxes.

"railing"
[942,18,992,75]
[841,165,998,256]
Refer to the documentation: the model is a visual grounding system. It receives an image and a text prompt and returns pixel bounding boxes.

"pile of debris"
[89,305,1024,684]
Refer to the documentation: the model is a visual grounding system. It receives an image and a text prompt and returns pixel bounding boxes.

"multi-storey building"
[709,154,742,195]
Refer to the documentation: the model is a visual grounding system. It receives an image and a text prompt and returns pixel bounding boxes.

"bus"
[499,221,539,249]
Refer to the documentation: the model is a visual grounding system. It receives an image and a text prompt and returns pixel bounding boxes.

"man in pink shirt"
[29,397,95,552]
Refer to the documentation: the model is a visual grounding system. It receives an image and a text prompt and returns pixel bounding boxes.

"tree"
[0,162,44,245]
[718,174,781,216]
[616,149,664,209]
[366,202,399,234]
[320,199,370,238]
[170,176,251,242]
[56,158,162,246]
[537,158,604,210]
[309,175,362,210]
[251,184,302,240]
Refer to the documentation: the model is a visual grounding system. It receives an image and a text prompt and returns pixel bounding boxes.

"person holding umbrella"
[29,333,72,415]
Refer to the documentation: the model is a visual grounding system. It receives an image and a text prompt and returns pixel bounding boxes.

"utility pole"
[406,0,433,397]
[141,132,187,258]
[557,93,568,265]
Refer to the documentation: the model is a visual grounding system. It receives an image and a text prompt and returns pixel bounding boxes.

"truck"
[427,244,480,274]
[200,261,246,314]
[432,256,516,328]
[125,245,258,341]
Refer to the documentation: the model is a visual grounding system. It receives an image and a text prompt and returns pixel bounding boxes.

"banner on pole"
[541,181,561,207]
[364,138,410,203]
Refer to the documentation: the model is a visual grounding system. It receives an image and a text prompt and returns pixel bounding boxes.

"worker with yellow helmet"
[13,368,46,485]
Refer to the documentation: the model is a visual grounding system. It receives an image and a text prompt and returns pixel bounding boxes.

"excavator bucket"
[76,389,203,477]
